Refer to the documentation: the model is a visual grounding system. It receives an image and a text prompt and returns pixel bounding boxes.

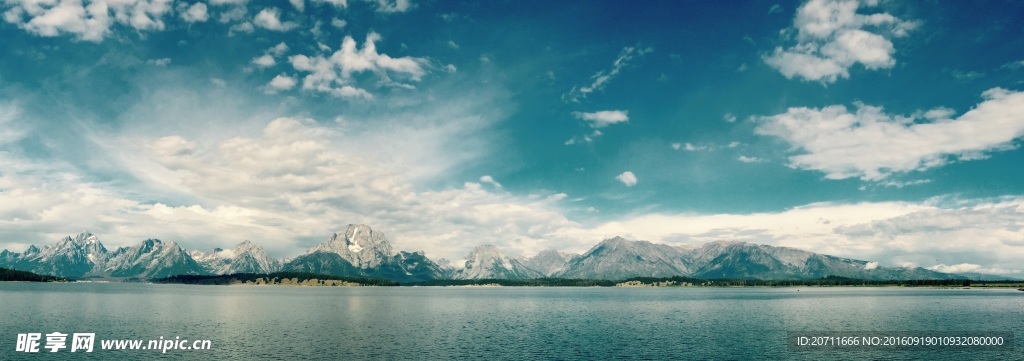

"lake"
[1,284,1021,360]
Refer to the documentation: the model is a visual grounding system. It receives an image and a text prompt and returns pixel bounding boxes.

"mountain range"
[0,224,1013,281]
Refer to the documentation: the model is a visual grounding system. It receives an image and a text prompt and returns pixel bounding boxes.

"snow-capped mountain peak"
[306,224,394,269]
[190,241,281,274]
[453,245,543,280]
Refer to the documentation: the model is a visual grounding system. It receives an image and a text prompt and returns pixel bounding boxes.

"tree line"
[0,267,67,282]
[153,272,399,286]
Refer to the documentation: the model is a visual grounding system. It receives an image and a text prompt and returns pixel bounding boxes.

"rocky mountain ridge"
[0,226,1008,281]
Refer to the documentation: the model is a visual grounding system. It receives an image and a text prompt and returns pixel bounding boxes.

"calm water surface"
[1,283,1021,360]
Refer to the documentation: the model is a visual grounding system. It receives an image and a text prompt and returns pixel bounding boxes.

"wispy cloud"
[572,110,629,128]
[563,45,653,102]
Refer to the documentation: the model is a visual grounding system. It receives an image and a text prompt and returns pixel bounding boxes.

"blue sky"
[1,0,1023,276]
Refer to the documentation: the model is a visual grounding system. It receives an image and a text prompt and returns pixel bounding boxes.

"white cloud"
[928,263,1018,275]
[616,171,638,187]
[253,8,297,31]
[723,113,737,123]
[479,175,501,188]
[563,45,653,102]
[447,39,459,49]
[209,0,248,5]
[268,42,289,56]
[370,0,411,13]
[863,261,878,270]
[879,179,930,189]
[572,110,629,128]
[180,2,209,23]
[289,0,305,12]
[147,58,171,66]
[683,143,707,152]
[288,32,428,99]
[2,0,175,41]
[4,104,1024,275]
[763,0,917,83]
[330,18,346,28]
[1000,59,1024,70]
[312,0,409,13]
[737,156,767,163]
[250,43,289,68]
[756,88,1024,181]
[228,21,253,35]
[314,0,348,8]
[265,74,297,92]
[671,142,682,150]
[564,130,602,145]
[252,54,276,67]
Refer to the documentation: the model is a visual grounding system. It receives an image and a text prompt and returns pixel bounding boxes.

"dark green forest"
[0,267,67,282]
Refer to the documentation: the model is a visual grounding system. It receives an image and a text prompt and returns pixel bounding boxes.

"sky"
[1,0,1023,276]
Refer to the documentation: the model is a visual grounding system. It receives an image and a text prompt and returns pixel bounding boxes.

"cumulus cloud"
[265,74,297,93]
[616,171,638,187]
[863,261,878,270]
[563,45,653,102]
[251,42,289,68]
[763,0,918,83]
[572,110,629,128]
[756,88,1024,181]
[289,0,305,12]
[2,0,174,41]
[252,54,275,67]
[179,2,209,23]
[288,32,428,99]
[253,7,297,31]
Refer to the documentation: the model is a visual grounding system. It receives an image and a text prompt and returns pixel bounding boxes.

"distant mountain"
[555,238,964,281]
[190,241,282,274]
[556,237,693,280]
[3,229,1010,282]
[955,272,1022,281]
[453,245,543,280]
[282,224,446,282]
[0,232,108,278]
[524,250,577,277]
[684,241,957,280]
[103,239,206,279]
